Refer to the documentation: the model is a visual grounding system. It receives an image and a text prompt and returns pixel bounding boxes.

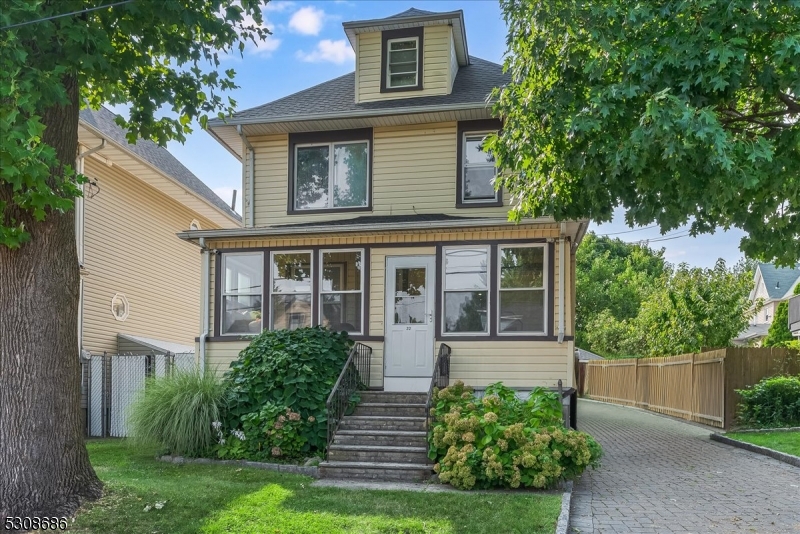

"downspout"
[558,222,567,343]
[75,139,105,358]
[237,125,255,227]
[199,237,210,373]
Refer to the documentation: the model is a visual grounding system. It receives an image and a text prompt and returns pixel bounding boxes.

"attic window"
[381,27,424,93]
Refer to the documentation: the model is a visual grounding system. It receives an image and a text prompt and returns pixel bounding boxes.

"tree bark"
[0,74,103,521]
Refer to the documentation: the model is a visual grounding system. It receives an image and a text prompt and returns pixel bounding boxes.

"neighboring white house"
[734,263,800,345]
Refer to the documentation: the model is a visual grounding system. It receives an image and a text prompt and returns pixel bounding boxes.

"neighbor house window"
[461,132,499,204]
[320,250,364,334]
[221,253,263,335]
[271,252,312,330]
[111,293,129,321]
[498,245,546,334]
[293,141,369,211]
[442,247,490,334]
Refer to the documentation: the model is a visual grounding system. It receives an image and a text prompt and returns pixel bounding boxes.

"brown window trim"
[287,128,373,215]
[214,246,370,338]
[456,119,504,208]
[380,27,424,93]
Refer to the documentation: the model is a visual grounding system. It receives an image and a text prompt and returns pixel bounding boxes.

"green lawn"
[725,431,800,457]
[70,440,561,534]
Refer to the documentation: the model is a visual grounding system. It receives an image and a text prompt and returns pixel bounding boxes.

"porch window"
[271,252,312,330]
[498,245,546,334]
[221,253,263,335]
[461,132,499,204]
[320,250,363,334]
[294,141,369,210]
[442,247,490,334]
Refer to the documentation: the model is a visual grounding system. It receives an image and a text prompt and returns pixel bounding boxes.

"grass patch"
[725,431,800,457]
[70,440,561,534]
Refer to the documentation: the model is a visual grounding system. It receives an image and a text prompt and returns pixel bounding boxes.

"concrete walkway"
[570,400,800,533]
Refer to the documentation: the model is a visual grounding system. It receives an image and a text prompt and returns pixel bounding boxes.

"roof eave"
[207,101,493,129]
[178,216,561,242]
[78,120,241,227]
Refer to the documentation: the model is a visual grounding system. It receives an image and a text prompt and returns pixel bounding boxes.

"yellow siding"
[357,26,453,103]
[205,341,249,374]
[82,158,215,354]
[251,122,514,227]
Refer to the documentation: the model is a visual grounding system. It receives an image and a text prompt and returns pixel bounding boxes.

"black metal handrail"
[325,342,372,457]
[425,343,451,440]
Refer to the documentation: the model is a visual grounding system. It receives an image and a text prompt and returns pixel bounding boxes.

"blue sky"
[154,0,747,269]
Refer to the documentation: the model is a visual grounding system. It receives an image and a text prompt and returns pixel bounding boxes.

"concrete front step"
[338,415,427,432]
[333,430,428,448]
[319,461,433,482]
[359,392,428,404]
[328,444,429,464]
[354,403,427,417]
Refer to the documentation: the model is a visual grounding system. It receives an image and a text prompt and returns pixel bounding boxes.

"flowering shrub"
[218,327,353,460]
[429,381,602,490]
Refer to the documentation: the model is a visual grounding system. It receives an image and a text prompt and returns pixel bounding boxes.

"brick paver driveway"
[570,400,800,534]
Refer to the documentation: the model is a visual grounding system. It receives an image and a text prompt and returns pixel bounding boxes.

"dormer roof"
[342,8,469,67]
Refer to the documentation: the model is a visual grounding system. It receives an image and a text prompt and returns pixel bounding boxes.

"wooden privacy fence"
[584,347,799,429]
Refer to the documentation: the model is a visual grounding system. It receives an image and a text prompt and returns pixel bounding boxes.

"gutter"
[208,102,492,129]
[199,238,210,373]
[176,216,557,241]
[237,125,255,227]
[75,139,106,358]
[558,223,567,343]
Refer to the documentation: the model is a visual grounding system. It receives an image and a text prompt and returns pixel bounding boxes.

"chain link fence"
[81,352,196,437]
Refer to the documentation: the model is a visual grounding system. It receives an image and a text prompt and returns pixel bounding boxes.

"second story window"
[456,119,503,208]
[289,129,373,213]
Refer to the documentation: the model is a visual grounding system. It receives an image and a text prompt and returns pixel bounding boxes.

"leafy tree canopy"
[1,0,270,247]
[762,282,800,347]
[487,0,800,266]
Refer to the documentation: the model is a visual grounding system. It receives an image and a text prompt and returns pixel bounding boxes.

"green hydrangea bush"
[215,326,353,461]
[736,375,800,428]
[429,381,602,490]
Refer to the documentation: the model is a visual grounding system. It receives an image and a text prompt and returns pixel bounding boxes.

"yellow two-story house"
[181,8,587,396]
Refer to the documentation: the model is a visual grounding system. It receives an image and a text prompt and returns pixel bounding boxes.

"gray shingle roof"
[276,213,474,228]
[80,106,240,222]
[386,8,437,19]
[211,56,508,125]
[758,263,800,299]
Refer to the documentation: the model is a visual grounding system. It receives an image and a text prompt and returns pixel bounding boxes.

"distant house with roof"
[76,106,240,357]
[734,263,800,345]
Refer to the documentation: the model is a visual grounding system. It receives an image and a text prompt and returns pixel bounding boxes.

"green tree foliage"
[586,259,753,357]
[487,0,800,266]
[763,283,800,347]
[1,0,270,246]
[575,233,667,348]
[0,0,272,518]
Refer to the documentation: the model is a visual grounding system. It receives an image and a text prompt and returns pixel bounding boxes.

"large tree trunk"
[0,74,103,520]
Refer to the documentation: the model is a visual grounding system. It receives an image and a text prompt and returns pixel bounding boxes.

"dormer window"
[380,27,424,93]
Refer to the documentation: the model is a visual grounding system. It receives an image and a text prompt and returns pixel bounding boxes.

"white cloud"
[296,39,354,64]
[218,5,281,60]
[213,186,242,214]
[251,36,282,56]
[289,6,325,35]
[264,0,296,12]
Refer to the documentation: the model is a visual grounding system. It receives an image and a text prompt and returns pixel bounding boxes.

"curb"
[159,455,320,477]
[555,480,573,534]
[710,433,800,468]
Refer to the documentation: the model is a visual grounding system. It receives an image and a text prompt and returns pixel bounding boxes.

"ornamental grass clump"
[429,381,602,490]
[128,369,227,457]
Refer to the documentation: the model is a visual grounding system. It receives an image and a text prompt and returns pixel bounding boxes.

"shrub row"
[737,374,800,428]
[429,381,602,490]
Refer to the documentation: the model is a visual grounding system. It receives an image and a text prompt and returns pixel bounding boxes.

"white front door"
[384,255,436,392]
